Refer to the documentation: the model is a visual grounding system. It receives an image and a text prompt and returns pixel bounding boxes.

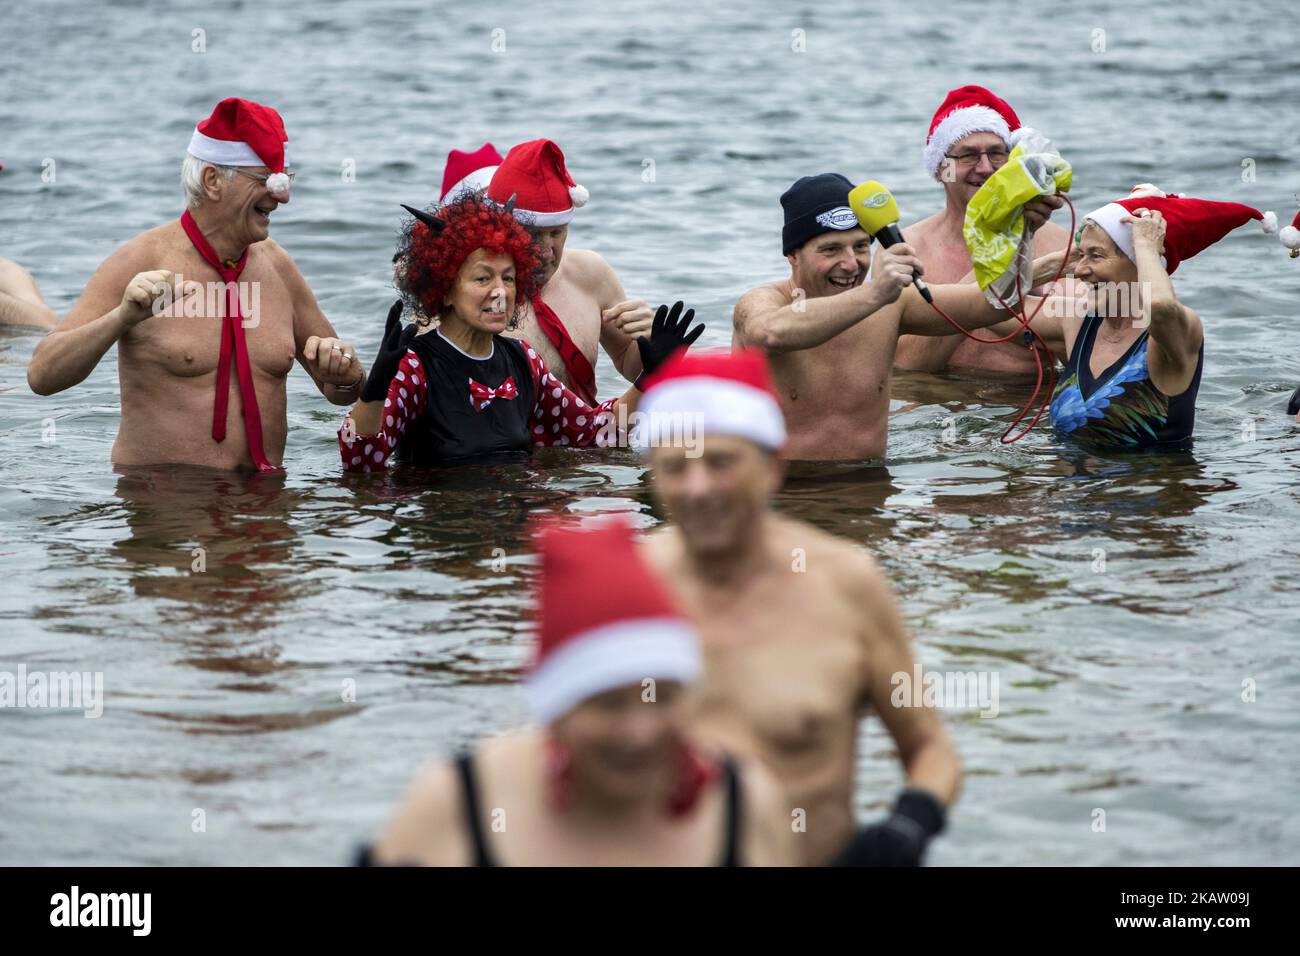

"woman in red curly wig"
[339,193,703,470]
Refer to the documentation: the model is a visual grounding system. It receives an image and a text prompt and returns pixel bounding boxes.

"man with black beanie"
[732,172,1061,461]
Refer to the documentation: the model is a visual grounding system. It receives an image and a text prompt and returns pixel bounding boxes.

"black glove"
[1287,384,1300,416]
[634,301,705,389]
[360,299,418,403]
[831,789,947,867]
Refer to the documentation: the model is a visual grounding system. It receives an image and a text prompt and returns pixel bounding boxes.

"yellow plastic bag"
[962,129,1072,307]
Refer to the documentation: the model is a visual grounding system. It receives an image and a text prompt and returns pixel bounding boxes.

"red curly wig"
[395,192,543,328]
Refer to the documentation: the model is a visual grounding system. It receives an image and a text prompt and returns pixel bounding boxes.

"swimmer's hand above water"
[831,787,946,867]
[359,299,416,404]
[634,301,705,388]
[869,244,926,305]
[602,299,656,337]
[1023,194,1064,235]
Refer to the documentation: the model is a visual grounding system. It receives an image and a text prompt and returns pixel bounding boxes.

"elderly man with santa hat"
[483,139,654,406]
[893,84,1075,376]
[27,97,362,471]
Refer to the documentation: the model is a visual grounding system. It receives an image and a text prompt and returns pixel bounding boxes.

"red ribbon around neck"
[179,210,280,472]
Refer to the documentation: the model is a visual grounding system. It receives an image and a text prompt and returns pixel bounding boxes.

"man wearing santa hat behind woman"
[893,84,1074,376]
[26,97,362,471]
[363,518,796,866]
[487,139,656,405]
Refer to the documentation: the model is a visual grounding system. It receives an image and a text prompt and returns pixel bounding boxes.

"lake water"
[2,0,1297,865]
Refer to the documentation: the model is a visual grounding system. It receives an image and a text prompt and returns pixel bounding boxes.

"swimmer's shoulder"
[254,237,311,288]
[62,227,171,324]
[560,247,607,274]
[1031,219,1071,256]
[0,257,38,296]
[557,247,616,290]
[775,515,890,591]
[902,212,944,245]
[370,751,481,867]
[735,279,792,311]
[256,236,293,266]
[99,223,172,273]
[733,280,792,343]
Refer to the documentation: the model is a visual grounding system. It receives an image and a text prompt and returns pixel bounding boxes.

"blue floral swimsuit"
[1049,313,1203,449]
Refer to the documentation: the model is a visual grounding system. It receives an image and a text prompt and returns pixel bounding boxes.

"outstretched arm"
[0,259,58,330]
[735,245,916,353]
[897,196,1068,339]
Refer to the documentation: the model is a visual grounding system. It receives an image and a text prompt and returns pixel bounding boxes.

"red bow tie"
[468,376,518,411]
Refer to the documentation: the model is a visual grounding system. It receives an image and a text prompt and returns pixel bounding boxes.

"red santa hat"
[486,138,589,227]
[923,84,1021,179]
[526,518,700,724]
[438,143,503,207]
[1083,186,1277,274]
[188,97,291,198]
[635,348,786,452]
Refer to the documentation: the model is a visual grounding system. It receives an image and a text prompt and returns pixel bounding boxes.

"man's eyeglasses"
[944,148,1010,168]
[235,169,296,187]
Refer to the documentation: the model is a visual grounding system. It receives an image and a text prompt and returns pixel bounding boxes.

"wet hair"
[394,192,543,329]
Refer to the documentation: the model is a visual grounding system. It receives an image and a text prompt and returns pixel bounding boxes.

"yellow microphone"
[849,181,932,303]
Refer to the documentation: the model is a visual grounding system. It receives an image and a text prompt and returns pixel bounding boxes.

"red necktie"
[468,375,519,412]
[179,210,280,472]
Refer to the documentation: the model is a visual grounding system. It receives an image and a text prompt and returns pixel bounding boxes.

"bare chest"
[682,575,864,753]
[911,232,974,284]
[773,318,896,413]
[124,254,297,380]
[1087,331,1141,380]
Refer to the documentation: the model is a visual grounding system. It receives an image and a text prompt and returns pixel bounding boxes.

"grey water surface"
[1,0,1297,864]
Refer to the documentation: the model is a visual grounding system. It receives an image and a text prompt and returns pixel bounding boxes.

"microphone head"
[849,181,900,237]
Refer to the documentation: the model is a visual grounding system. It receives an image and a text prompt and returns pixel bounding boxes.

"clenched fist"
[870,243,925,305]
[118,270,189,328]
[602,299,655,337]
[304,335,363,387]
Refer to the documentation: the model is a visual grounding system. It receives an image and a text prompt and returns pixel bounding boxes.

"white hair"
[181,154,236,209]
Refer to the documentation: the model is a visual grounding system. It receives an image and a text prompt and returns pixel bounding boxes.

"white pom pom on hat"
[1280,209,1300,255]
[265,172,291,199]
[569,183,589,208]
